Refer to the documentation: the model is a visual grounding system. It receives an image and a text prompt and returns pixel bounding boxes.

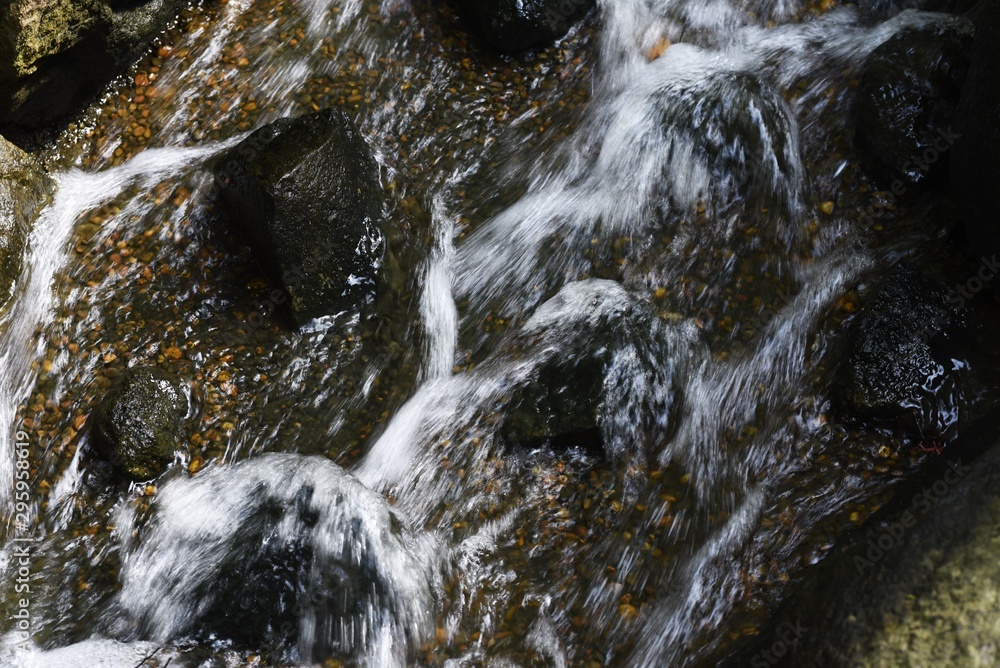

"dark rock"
[856,0,978,20]
[502,280,695,470]
[641,62,803,217]
[0,0,184,128]
[836,262,963,440]
[855,21,972,190]
[455,0,595,53]
[92,366,183,480]
[952,2,1000,262]
[0,133,54,309]
[726,422,1000,667]
[121,454,436,661]
[214,109,384,326]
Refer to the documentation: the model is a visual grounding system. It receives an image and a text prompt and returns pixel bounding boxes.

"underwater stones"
[93,366,183,480]
[214,108,384,327]
[455,0,595,53]
[836,262,961,439]
[0,0,184,127]
[952,2,1000,262]
[0,133,53,309]
[854,21,972,190]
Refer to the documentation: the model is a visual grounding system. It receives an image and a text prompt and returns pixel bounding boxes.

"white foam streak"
[419,197,459,382]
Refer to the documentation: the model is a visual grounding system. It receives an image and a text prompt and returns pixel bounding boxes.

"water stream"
[0,0,986,666]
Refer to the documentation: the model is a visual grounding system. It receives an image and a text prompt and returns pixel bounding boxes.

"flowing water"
[0,0,992,666]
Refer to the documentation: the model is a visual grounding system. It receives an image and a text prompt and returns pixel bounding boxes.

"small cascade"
[114,454,441,665]
[0,143,230,520]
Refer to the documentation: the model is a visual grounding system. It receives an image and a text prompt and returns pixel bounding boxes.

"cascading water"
[0,0,987,666]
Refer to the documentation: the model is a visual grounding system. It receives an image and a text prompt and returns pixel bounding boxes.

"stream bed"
[1,0,998,666]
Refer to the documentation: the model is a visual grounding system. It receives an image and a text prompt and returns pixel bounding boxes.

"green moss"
[0,0,108,78]
[861,500,1000,668]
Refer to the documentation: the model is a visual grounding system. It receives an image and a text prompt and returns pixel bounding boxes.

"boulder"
[952,2,1000,262]
[836,262,965,440]
[92,366,183,480]
[855,22,972,190]
[502,280,695,470]
[455,0,595,53]
[0,0,183,127]
[213,109,385,327]
[0,133,54,308]
[119,454,437,661]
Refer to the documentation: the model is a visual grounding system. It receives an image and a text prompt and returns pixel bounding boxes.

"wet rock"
[644,61,803,217]
[0,0,184,127]
[503,280,695,469]
[952,2,1000,262]
[213,108,384,327]
[455,0,595,53]
[854,22,972,190]
[0,133,54,309]
[731,432,1000,667]
[836,262,962,440]
[93,366,183,480]
[119,454,437,662]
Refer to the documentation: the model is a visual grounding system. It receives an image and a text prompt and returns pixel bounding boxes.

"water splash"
[115,453,441,665]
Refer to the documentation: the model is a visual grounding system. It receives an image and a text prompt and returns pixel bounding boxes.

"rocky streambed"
[1,0,999,666]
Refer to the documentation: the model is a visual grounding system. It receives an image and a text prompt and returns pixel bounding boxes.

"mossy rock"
[0,0,183,127]
[0,132,54,309]
[728,435,1000,667]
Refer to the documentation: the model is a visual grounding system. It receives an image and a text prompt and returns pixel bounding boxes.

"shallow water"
[0,0,994,666]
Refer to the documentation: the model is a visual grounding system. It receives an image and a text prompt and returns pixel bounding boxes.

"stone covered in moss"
[0,132,54,308]
[732,438,1000,667]
[0,0,184,127]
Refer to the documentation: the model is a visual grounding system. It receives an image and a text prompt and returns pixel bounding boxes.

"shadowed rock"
[952,2,1000,261]
[855,21,972,190]
[455,0,595,53]
[0,0,185,127]
[0,133,54,310]
[214,108,385,327]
